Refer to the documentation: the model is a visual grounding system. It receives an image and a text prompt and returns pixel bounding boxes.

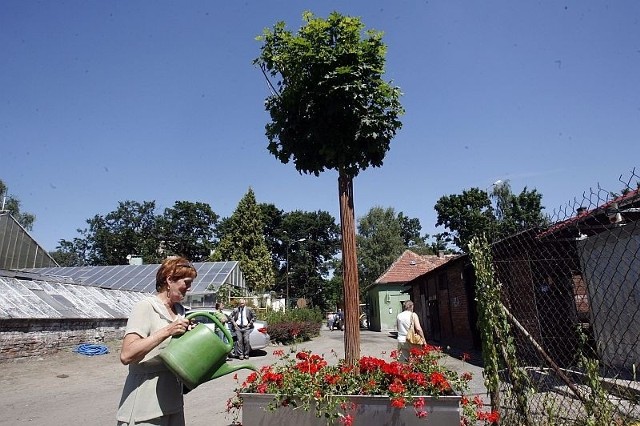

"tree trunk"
[338,172,360,364]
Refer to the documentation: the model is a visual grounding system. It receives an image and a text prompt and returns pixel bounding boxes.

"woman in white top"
[396,300,425,363]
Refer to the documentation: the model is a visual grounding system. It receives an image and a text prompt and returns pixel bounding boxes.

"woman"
[117,257,197,426]
[396,300,425,363]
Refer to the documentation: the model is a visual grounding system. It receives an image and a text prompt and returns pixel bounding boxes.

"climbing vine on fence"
[469,235,533,425]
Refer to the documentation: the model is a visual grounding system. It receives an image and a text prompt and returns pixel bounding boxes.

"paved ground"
[0,329,486,426]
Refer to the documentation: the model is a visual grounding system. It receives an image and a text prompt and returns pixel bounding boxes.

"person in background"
[335,308,344,330]
[327,311,335,331]
[213,301,229,343]
[396,300,425,363]
[231,298,255,360]
[117,256,197,426]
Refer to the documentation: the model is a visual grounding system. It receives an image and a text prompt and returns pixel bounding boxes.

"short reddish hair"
[155,256,197,291]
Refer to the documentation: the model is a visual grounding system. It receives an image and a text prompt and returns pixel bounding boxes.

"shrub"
[265,308,323,344]
[268,321,321,344]
[265,306,324,324]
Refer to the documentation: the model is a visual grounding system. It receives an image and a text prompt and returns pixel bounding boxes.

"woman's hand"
[167,317,191,336]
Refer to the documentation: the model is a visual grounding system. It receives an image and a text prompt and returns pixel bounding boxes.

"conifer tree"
[211,188,275,294]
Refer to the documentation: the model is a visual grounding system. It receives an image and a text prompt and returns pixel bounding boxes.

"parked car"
[186,308,270,356]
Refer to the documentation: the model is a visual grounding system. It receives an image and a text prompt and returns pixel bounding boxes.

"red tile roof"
[375,250,458,285]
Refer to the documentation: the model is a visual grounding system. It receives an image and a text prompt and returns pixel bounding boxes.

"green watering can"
[159,311,257,390]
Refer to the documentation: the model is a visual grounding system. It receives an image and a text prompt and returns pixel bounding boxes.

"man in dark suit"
[231,298,255,359]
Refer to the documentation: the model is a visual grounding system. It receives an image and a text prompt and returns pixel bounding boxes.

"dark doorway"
[428,298,441,341]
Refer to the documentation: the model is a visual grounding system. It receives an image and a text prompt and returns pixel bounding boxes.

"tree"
[82,201,162,265]
[490,181,548,236]
[51,238,89,266]
[57,200,221,266]
[159,201,219,261]
[210,188,275,294]
[434,182,547,252]
[0,179,35,231]
[357,207,406,290]
[257,203,286,269]
[255,206,341,309]
[281,210,341,309]
[434,188,496,252]
[397,211,426,247]
[256,11,403,363]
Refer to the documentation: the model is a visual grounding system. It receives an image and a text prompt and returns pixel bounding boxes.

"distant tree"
[159,201,219,262]
[255,206,340,309]
[257,203,285,269]
[256,11,403,363]
[357,207,406,290]
[210,188,275,294]
[434,188,496,252]
[435,182,547,251]
[324,258,345,311]
[281,210,341,309]
[491,181,547,236]
[397,211,426,247]
[50,238,89,267]
[87,201,161,265]
[427,232,457,255]
[0,179,35,231]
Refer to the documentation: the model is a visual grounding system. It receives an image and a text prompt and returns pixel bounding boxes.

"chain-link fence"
[480,169,640,425]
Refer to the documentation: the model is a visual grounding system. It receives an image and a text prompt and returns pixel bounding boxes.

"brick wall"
[444,263,475,348]
[410,258,477,350]
[0,318,126,361]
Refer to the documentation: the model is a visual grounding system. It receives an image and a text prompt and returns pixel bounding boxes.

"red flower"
[388,380,406,394]
[473,395,484,408]
[324,373,341,385]
[408,372,427,386]
[486,411,500,423]
[390,397,406,408]
[429,371,451,391]
[359,356,386,373]
[477,410,500,423]
[340,414,354,426]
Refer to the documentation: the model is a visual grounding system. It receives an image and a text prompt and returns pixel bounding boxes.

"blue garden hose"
[73,343,109,356]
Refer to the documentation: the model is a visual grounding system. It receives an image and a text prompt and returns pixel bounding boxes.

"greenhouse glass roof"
[0,270,147,319]
[25,261,244,294]
[0,212,58,270]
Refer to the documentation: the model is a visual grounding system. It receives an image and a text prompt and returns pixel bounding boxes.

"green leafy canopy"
[255,11,404,178]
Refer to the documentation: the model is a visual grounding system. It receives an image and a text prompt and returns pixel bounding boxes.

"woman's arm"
[413,313,425,338]
[120,319,189,365]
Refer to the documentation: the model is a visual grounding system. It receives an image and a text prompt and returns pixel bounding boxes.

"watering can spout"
[159,311,258,390]
[210,361,257,381]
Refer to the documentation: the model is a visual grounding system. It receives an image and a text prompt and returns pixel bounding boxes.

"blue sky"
[2,1,639,252]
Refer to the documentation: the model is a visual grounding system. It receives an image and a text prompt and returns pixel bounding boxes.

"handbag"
[406,313,425,345]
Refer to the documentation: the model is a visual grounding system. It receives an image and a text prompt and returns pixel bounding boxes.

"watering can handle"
[185,311,234,352]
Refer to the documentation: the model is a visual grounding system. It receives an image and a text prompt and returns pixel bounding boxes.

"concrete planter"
[240,393,461,425]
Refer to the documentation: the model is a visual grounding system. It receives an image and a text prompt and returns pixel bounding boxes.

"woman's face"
[166,275,193,303]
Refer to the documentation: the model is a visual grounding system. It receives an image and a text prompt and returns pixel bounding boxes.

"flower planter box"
[240,393,462,426]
